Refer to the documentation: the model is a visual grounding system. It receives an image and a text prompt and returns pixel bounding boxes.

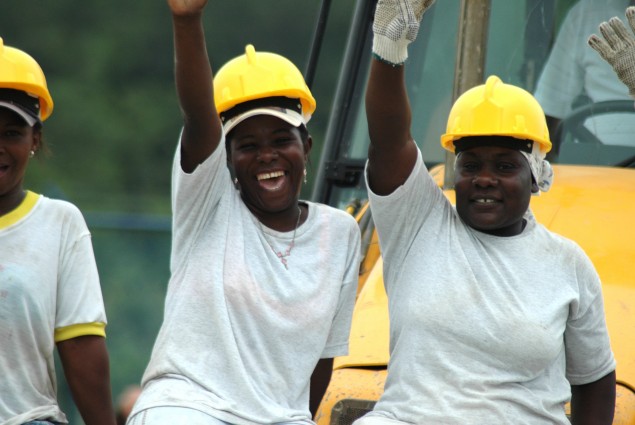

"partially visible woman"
[0,38,116,425]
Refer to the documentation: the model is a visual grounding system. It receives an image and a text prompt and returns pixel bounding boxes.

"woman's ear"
[226,160,239,189]
[304,135,313,158]
[31,126,42,154]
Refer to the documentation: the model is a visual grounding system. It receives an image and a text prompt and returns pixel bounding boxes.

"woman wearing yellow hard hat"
[0,39,116,425]
[354,1,621,424]
[126,1,361,424]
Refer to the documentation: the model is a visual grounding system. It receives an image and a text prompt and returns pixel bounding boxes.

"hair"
[31,121,51,158]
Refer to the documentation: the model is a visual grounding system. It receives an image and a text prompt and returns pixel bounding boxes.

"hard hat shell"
[441,75,551,153]
[214,44,316,121]
[0,38,54,121]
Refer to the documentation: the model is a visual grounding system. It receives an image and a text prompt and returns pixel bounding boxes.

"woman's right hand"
[167,0,208,16]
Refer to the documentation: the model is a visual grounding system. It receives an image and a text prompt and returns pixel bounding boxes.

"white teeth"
[475,198,496,203]
[257,171,284,181]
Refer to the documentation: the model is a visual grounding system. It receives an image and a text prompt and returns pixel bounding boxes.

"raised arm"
[365,0,435,195]
[168,0,222,172]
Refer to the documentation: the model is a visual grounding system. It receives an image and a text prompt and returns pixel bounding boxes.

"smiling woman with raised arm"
[354,0,617,424]
[125,1,361,424]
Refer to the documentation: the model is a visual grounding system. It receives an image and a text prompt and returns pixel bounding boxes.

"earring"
[303,168,307,184]
[29,150,35,158]
[233,177,238,185]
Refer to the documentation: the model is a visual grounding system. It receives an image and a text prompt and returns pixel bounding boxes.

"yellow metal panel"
[335,258,390,369]
[614,385,635,425]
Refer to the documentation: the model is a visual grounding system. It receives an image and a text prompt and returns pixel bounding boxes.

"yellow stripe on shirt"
[0,191,39,229]
[55,322,107,342]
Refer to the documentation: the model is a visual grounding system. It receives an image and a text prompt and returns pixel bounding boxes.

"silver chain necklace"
[259,206,302,270]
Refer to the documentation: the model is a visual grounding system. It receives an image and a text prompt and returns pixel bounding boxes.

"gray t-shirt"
[130,134,361,425]
[361,149,615,424]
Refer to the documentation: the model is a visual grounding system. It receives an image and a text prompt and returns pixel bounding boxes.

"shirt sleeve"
[170,129,232,266]
[366,147,448,270]
[321,217,362,358]
[565,245,616,385]
[55,205,107,341]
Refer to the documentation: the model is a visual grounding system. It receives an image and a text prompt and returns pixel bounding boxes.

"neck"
[0,188,26,217]
[255,204,304,232]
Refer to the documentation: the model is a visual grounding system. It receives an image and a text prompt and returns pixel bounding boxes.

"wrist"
[372,34,411,66]
[373,53,404,67]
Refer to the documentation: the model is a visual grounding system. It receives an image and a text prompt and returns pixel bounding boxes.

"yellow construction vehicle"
[310,0,635,423]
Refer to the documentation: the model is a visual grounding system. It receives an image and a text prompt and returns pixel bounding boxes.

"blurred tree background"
[1,0,355,421]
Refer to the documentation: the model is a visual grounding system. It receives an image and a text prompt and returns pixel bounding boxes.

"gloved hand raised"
[588,6,635,96]
[372,0,436,66]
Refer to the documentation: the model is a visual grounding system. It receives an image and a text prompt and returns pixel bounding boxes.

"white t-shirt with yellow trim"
[0,191,107,425]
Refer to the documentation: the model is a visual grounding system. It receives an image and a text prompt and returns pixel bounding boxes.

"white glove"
[372,0,436,65]
[588,6,635,96]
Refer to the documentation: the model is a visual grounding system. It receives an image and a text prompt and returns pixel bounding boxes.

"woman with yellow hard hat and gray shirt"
[0,39,116,425]
[126,0,361,424]
[355,1,621,424]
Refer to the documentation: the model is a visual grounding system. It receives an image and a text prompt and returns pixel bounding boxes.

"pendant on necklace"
[273,241,295,270]
[260,206,302,270]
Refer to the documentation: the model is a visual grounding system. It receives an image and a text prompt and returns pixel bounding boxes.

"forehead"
[0,107,28,126]
[457,145,526,160]
[229,115,301,145]
[234,114,297,133]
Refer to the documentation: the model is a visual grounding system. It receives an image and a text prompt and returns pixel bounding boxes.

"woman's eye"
[274,137,293,145]
[497,162,518,171]
[236,143,256,151]
[1,130,22,139]
[460,162,479,172]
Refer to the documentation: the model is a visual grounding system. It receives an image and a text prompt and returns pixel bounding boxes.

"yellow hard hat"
[0,38,54,121]
[441,75,551,153]
[214,44,316,121]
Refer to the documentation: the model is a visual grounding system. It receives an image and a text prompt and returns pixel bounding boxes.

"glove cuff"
[372,34,411,66]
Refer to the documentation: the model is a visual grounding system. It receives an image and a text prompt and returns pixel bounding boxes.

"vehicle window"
[321,1,460,209]
[521,0,635,165]
[344,1,460,165]
[485,0,554,91]
[321,0,634,210]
